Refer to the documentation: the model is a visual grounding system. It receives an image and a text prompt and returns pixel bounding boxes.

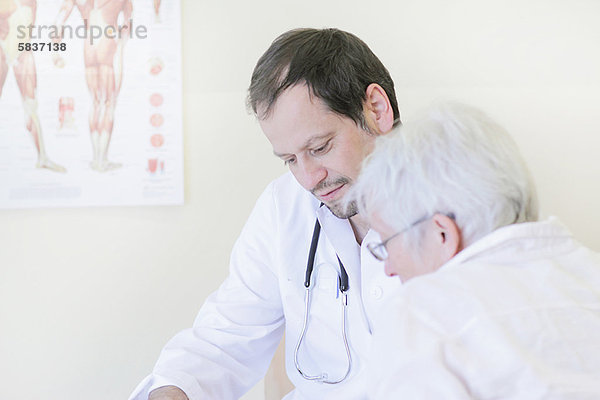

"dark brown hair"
[247,28,400,129]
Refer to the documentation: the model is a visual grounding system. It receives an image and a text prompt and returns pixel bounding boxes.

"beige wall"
[1,1,599,399]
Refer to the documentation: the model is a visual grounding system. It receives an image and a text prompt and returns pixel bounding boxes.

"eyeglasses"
[367,213,455,261]
[367,215,429,261]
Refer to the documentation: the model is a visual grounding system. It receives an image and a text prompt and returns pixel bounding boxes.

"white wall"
[1,1,599,399]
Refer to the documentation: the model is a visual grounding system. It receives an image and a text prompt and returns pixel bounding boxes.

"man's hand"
[148,386,189,400]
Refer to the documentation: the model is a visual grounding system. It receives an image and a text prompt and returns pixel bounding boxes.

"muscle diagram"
[0,0,66,172]
[53,0,133,172]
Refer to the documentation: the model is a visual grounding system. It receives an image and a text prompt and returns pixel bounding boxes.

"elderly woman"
[351,103,600,399]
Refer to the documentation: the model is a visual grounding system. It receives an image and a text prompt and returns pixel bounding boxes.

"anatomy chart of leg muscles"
[0,0,65,175]
[0,0,183,208]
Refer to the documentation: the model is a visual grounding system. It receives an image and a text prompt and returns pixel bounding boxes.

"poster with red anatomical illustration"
[0,0,183,208]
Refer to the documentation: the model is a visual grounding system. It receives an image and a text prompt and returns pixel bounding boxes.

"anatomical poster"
[0,0,183,208]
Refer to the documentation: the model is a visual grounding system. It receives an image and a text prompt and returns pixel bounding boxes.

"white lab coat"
[368,218,600,400]
[130,172,402,400]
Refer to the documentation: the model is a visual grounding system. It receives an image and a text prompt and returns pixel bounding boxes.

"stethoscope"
[293,210,352,384]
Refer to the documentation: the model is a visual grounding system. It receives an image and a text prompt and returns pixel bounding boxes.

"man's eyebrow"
[273,132,335,158]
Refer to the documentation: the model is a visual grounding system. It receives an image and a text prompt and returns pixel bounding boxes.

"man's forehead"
[267,84,330,118]
[260,87,338,138]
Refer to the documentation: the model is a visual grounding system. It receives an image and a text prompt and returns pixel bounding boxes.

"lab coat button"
[371,286,383,299]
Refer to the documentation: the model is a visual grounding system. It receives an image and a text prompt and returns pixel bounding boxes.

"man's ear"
[363,83,394,134]
[432,213,461,262]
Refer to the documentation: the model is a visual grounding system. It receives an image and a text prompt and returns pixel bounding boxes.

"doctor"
[130,28,403,400]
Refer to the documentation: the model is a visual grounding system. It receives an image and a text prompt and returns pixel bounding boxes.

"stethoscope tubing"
[294,214,352,384]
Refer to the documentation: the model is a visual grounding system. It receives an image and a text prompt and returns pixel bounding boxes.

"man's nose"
[296,157,327,191]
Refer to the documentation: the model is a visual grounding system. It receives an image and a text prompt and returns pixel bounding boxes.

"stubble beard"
[311,177,359,219]
[327,198,359,219]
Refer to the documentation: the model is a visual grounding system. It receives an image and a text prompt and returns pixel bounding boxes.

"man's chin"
[324,200,358,219]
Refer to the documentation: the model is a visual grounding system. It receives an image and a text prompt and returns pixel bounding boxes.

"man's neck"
[349,214,370,245]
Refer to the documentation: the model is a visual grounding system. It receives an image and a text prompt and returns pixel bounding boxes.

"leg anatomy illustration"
[0,0,66,172]
[53,0,132,172]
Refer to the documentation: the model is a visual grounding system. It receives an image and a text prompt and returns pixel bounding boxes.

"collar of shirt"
[441,217,574,272]
[315,205,361,290]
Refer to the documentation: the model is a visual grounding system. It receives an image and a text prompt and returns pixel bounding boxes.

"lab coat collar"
[315,205,362,293]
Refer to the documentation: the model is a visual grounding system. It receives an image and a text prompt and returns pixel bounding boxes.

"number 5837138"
[18,42,67,52]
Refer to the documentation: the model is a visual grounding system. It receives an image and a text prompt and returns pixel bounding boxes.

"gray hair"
[351,102,538,248]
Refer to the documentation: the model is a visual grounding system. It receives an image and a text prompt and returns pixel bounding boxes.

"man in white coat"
[351,102,600,399]
[130,28,403,400]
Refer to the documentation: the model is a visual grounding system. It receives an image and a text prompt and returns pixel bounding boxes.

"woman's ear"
[363,83,394,134]
[432,213,461,262]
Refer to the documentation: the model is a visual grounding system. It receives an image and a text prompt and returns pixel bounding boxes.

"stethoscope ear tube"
[305,218,322,288]
[337,255,349,293]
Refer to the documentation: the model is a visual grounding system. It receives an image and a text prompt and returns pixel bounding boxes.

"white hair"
[350,101,539,247]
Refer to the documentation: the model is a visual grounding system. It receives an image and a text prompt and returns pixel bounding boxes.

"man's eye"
[284,158,296,166]
[311,141,331,156]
